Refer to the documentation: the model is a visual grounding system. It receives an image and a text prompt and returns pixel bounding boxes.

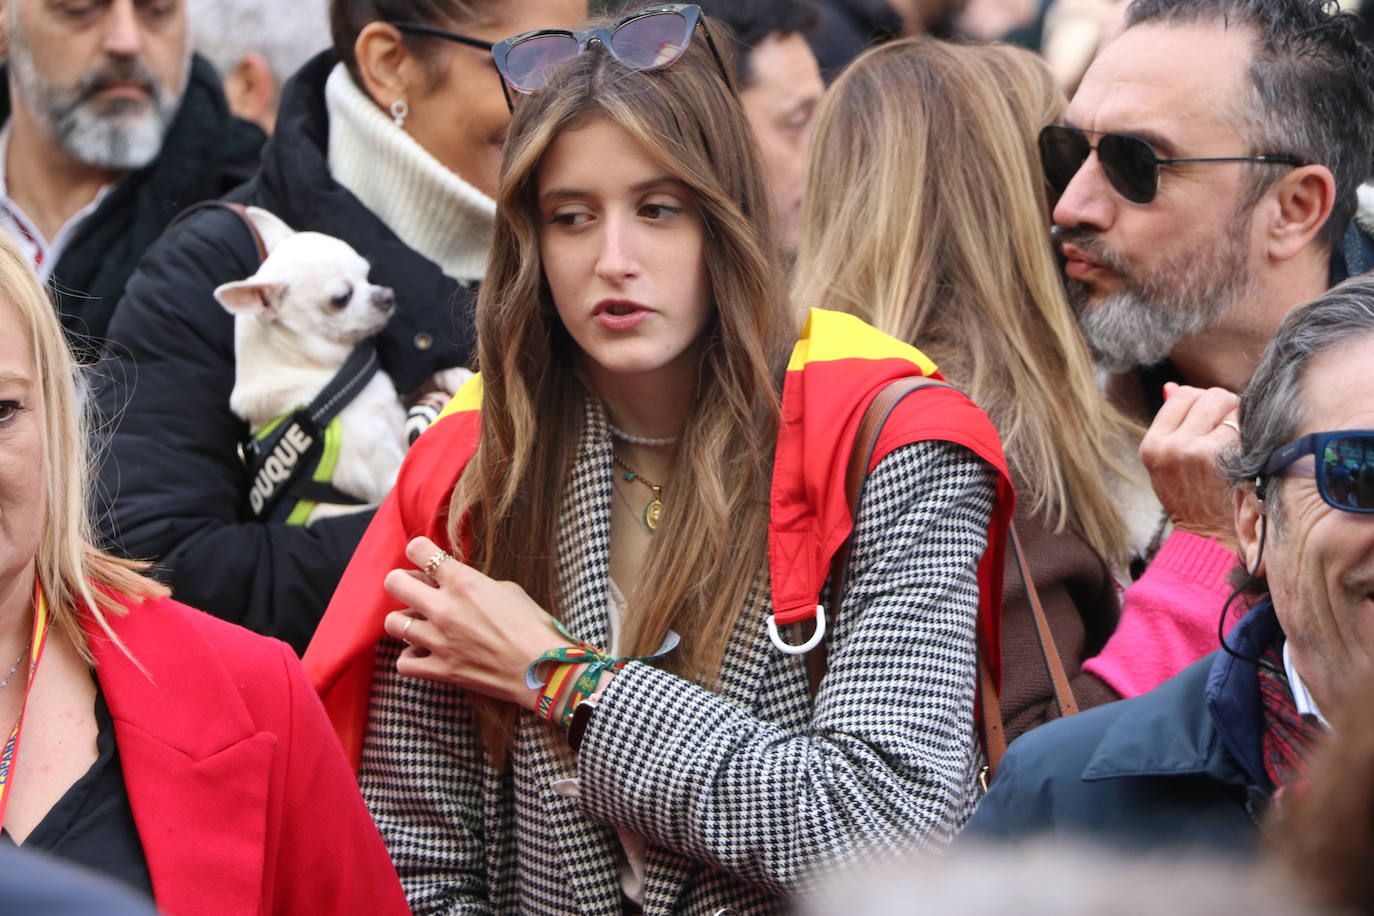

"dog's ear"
[214,279,286,316]
[243,206,296,254]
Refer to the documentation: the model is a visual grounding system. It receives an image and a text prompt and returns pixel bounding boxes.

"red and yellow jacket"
[304,309,1014,767]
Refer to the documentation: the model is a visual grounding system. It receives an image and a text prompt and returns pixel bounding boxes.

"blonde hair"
[448,26,794,763]
[0,234,167,660]
[793,37,1138,563]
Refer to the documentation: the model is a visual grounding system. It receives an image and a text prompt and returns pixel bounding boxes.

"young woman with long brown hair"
[791,38,1155,740]
[306,7,1014,913]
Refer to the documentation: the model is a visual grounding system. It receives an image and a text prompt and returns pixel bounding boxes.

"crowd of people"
[1,0,1373,912]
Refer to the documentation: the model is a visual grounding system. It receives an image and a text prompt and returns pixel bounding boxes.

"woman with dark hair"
[306,7,1015,913]
[94,0,585,652]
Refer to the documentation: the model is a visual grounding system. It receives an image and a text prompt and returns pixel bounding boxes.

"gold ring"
[1221,420,1241,434]
[423,551,451,578]
[401,617,415,643]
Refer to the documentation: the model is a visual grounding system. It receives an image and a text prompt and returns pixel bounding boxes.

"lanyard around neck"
[0,580,52,828]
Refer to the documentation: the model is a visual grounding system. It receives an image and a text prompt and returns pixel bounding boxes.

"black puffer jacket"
[0,55,264,349]
[95,52,478,652]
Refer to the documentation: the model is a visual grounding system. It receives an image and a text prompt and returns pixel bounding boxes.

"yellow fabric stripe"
[255,413,287,441]
[787,308,938,375]
[436,373,485,421]
[314,417,344,483]
[286,417,344,527]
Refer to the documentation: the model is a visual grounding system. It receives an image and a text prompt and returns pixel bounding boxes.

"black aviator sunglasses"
[1039,124,1304,205]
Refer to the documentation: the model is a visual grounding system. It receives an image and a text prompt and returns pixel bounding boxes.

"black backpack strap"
[240,343,382,521]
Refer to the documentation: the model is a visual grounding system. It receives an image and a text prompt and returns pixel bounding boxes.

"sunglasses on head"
[1262,430,1374,514]
[1038,125,1304,205]
[491,4,732,101]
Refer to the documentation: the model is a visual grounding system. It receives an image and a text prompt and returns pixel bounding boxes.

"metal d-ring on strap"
[767,604,826,655]
[767,377,949,689]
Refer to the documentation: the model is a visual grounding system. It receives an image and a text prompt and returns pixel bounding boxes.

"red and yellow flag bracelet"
[525,620,679,729]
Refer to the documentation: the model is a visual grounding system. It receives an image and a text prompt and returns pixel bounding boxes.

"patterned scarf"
[1256,641,1323,794]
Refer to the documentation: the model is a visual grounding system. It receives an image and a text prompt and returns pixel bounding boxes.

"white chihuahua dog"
[214,207,407,524]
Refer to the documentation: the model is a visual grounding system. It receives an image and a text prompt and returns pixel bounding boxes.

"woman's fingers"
[405,535,463,584]
[1181,388,1240,436]
[1150,385,1238,437]
[383,566,439,609]
[384,609,427,646]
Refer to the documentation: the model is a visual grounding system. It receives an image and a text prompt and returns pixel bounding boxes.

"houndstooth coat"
[359,398,997,915]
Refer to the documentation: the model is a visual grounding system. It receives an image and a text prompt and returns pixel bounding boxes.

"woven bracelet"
[524,622,681,729]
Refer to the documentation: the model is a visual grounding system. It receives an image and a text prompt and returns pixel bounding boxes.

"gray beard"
[1061,214,1254,373]
[8,33,186,171]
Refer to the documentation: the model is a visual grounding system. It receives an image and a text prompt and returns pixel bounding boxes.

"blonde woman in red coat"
[0,233,408,914]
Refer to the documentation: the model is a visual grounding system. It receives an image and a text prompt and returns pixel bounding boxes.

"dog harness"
[240,342,381,524]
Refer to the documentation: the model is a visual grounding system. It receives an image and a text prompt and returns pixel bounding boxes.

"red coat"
[84,592,410,916]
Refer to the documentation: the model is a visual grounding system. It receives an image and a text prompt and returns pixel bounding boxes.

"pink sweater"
[1081,530,1243,698]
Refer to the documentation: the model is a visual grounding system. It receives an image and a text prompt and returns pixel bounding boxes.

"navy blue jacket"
[964,603,1284,852]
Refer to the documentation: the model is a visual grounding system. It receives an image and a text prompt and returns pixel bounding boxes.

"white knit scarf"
[325,64,494,283]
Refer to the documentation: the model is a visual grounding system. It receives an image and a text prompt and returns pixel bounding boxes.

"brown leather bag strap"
[1012,526,1079,718]
[806,376,951,695]
[978,524,1079,779]
[978,654,1006,779]
[165,200,268,263]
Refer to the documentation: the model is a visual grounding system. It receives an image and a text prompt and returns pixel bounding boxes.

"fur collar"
[1356,183,1374,238]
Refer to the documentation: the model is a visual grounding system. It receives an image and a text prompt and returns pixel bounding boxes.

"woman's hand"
[382,536,574,709]
[1139,383,1241,550]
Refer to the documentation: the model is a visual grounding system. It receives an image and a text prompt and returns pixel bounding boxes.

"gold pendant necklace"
[612,453,664,533]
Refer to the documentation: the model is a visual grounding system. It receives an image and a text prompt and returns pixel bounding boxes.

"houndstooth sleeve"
[574,439,995,891]
[360,638,498,914]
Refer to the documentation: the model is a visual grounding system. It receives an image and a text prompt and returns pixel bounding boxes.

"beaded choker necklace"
[609,423,679,448]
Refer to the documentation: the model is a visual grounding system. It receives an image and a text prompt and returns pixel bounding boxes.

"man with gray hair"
[186,0,328,133]
[0,0,263,346]
[966,273,1374,852]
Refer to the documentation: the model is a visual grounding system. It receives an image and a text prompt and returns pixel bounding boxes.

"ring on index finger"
[1221,420,1241,434]
[423,550,452,579]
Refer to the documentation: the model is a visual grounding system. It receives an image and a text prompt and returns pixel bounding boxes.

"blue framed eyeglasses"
[1262,429,1374,513]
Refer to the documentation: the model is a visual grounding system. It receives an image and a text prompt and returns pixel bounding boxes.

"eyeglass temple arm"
[498,75,513,113]
[391,21,494,51]
[1157,154,1304,166]
[1262,433,1319,476]
[697,18,736,95]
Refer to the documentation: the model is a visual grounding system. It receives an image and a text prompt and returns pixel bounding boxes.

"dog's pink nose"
[372,287,396,311]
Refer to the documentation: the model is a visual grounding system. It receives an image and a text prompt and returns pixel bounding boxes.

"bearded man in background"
[0,0,262,348]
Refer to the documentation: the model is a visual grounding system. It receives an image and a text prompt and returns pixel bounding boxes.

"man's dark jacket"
[964,602,1283,852]
[0,55,264,347]
[95,52,476,652]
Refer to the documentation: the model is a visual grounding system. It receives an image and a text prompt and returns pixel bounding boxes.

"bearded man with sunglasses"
[1046,0,1374,406]
[1037,0,1374,705]
[965,275,1374,852]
